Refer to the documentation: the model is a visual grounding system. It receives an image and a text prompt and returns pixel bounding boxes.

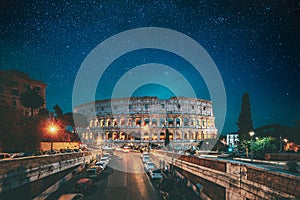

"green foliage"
[20,89,44,116]
[53,104,64,118]
[252,137,278,159]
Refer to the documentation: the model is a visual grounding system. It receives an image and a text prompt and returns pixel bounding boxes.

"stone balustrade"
[151,150,300,200]
[0,151,100,195]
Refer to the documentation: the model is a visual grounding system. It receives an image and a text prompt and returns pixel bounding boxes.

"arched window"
[191,119,194,126]
[135,118,141,126]
[160,118,165,126]
[167,118,173,126]
[176,118,181,126]
[144,118,150,126]
[128,118,133,126]
[184,118,188,126]
[152,118,157,126]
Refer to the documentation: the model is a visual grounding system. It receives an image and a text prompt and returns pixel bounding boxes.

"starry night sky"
[1,0,299,133]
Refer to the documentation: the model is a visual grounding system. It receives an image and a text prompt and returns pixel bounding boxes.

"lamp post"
[48,123,57,153]
[283,139,288,152]
[249,131,255,162]
[279,134,282,152]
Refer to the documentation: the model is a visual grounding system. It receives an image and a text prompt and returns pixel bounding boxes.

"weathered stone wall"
[0,151,100,195]
[152,150,300,200]
[265,153,300,161]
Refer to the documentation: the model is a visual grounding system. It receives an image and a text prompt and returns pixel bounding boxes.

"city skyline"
[1,0,299,133]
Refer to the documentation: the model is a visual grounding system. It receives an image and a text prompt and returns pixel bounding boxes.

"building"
[74,96,218,146]
[0,69,47,115]
[226,132,239,147]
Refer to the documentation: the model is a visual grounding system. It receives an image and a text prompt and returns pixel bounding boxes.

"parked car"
[95,161,107,170]
[144,161,156,172]
[99,156,110,165]
[115,147,122,151]
[85,166,103,181]
[65,149,74,153]
[142,156,150,163]
[73,149,82,153]
[122,146,131,153]
[0,153,11,160]
[75,178,94,193]
[12,152,33,158]
[140,152,149,159]
[45,150,57,155]
[57,193,84,200]
[149,169,163,179]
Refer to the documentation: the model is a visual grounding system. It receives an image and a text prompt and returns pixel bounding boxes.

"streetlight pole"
[279,134,282,152]
[249,131,255,162]
[283,139,288,152]
[48,122,57,153]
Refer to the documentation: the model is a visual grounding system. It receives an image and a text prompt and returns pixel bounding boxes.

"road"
[47,151,160,200]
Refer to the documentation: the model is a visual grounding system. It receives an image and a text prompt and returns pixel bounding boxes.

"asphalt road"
[47,151,160,200]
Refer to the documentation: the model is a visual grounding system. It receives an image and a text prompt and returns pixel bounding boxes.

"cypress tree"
[237,92,253,142]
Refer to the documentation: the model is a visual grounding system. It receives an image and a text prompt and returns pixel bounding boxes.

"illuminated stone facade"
[74,96,218,145]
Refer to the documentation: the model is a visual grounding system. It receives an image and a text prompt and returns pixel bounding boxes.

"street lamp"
[48,123,58,152]
[283,138,288,152]
[249,131,255,162]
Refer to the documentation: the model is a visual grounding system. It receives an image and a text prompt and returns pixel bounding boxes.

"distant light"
[48,124,57,134]
[249,131,255,137]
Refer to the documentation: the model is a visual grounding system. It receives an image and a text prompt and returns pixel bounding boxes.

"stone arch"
[100,119,105,127]
[160,118,165,126]
[106,132,112,140]
[160,132,165,140]
[128,118,133,126]
[175,131,181,140]
[184,118,189,126]
[191,118,195,126]
[169,131,173,140]
[176,118,181,126]
[143,132,149,140]
[120,118,125,126]
[135,118,141,126]
[152,118,157,126]
[113,119,118,127]
[144,118,150,126]
[107,119,112,127]
[167,118,173,126]
[120,132,126,140]
[112,132,118,140]
[184,132,189,140]
[152,132,158,140]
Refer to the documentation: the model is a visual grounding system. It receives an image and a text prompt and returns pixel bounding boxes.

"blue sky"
[1,0,299,133]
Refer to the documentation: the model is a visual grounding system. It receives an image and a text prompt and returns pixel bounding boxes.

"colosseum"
[74,96,218,147]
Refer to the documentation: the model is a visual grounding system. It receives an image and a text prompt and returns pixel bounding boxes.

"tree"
[64,112,88,128]
[237,92,253,142]
[53,104,64,118]
[64,112,88,141]
[252,137,278,159]
[165,128,170,147]
[20,89,44,116]
[0,107,41,152]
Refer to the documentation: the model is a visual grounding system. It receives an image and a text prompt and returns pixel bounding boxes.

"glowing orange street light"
[49,124,57,133]
[48,123,58,152]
